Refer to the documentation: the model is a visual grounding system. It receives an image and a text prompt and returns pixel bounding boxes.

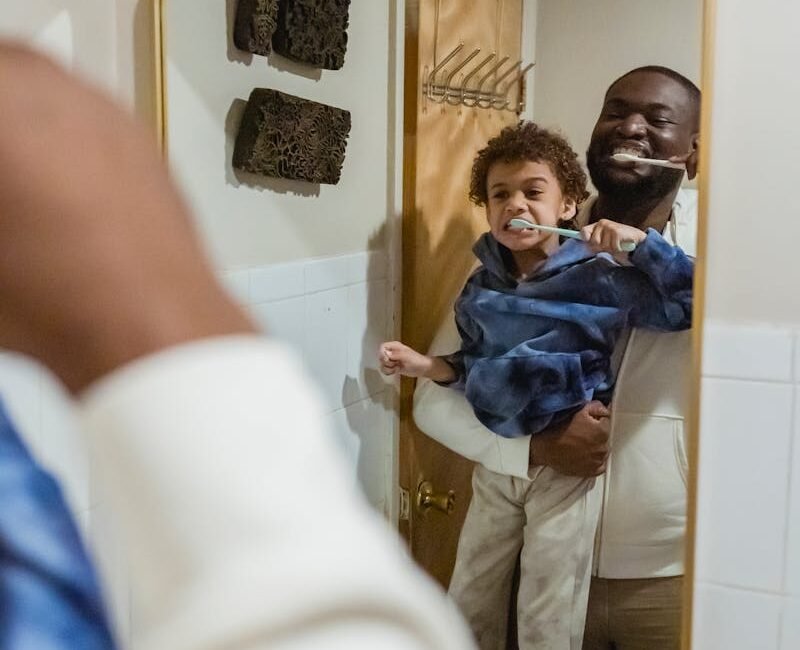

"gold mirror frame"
[152,0,167,155]
[149,0,717,647]
[684,0,716,647]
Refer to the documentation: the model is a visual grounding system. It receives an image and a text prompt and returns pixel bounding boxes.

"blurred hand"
[0,43,255,392]
[529,401,611,477]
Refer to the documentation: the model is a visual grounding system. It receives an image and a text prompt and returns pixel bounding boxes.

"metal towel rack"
[422,40,533,113]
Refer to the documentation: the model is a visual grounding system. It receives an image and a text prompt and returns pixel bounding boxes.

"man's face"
[586,70,699,201]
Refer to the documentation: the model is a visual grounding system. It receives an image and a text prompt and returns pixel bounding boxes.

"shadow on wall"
[340,226,394,511]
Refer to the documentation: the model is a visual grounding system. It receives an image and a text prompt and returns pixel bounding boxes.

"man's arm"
[413,315,532,477]
[413,315,611,478]
[0,43,474,650]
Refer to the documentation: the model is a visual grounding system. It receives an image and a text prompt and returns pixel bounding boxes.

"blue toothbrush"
[508,218,637,252]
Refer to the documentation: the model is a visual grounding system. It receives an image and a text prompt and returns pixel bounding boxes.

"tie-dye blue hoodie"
[449,229,693,438]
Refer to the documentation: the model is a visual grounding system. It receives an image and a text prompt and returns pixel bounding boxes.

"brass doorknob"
[416,480,455,515]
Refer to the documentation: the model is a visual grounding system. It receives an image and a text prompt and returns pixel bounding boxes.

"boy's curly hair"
[469,121,589,210]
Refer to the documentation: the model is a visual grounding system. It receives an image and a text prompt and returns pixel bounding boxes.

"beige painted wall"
[158,0,401,270]
[0,0,117,89]
[531,0,702,175]
[703,0,800,325]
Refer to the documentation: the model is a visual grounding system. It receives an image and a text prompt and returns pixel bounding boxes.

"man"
[0,42,475,650]
[413,65,700,650]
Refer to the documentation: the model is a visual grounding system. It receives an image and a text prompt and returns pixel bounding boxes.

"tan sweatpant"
[448,465,601,650]
[582,576,683,650]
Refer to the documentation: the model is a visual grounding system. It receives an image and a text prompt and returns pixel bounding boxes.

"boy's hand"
[379,342,433,378]
[581,219,646,255]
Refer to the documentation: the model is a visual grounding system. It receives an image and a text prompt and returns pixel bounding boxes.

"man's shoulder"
[673,188,698,226]
[673,188,698,255]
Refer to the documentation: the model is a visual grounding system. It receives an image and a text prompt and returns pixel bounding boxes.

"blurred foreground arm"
[0,44,473,650]
[0,42,255,392]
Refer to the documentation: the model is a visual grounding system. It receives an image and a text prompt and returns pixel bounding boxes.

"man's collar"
[575,189,697,251]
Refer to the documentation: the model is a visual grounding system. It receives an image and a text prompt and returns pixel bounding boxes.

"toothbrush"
[508,218,637,253]
[610,152,685,170]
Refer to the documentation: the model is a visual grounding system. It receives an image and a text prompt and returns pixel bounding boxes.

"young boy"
[380,121,693,649]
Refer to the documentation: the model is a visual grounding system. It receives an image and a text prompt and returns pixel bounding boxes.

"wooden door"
[400,0,524,587]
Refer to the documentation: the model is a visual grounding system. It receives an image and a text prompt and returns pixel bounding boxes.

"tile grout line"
[779,329,798,601]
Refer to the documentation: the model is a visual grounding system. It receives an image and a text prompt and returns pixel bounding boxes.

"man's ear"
[685,133,700,180]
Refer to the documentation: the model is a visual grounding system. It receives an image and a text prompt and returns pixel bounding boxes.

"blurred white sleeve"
[79,336,475,650]
[412,315,531,479]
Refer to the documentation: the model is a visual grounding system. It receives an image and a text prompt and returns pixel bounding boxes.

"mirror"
[402,1,706,649]
[150,0,708,647]
[0,1,709,648]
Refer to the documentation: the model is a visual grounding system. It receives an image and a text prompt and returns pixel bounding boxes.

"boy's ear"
[562,199,577,220]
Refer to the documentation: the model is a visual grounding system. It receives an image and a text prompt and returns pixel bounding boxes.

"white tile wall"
[692,583,782,650]
[781,597,800,650]
[327,390,394,513]
[305,287,351,408]
[222,249,395,512]
[702,322,794,382]
[695,320,800,649]
[787,389,800,597]
[250,297,306,356]
[696,378,792,591]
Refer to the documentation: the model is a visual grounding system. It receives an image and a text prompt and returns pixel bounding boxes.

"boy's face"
[485,159,576,253]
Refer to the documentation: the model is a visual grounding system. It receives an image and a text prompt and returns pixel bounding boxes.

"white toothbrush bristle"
[610,152,685,169]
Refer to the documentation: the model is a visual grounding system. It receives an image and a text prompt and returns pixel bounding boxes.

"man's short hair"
[609,65,700,126]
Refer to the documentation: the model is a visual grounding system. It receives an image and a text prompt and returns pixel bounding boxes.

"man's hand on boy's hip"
[529,401,611,477]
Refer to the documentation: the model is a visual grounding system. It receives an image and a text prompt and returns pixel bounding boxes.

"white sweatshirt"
[79,337,475,650]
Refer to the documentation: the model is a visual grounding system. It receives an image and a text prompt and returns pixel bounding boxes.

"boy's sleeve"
[413,316,533,479]
[616,228,695,331]
[435,350,466,389]
[0,400,116,649]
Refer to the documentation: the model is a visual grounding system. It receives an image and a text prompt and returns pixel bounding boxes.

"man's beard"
[586,142,683,205]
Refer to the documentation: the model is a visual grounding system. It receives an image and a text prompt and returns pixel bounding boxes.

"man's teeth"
[613,147,644,157]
